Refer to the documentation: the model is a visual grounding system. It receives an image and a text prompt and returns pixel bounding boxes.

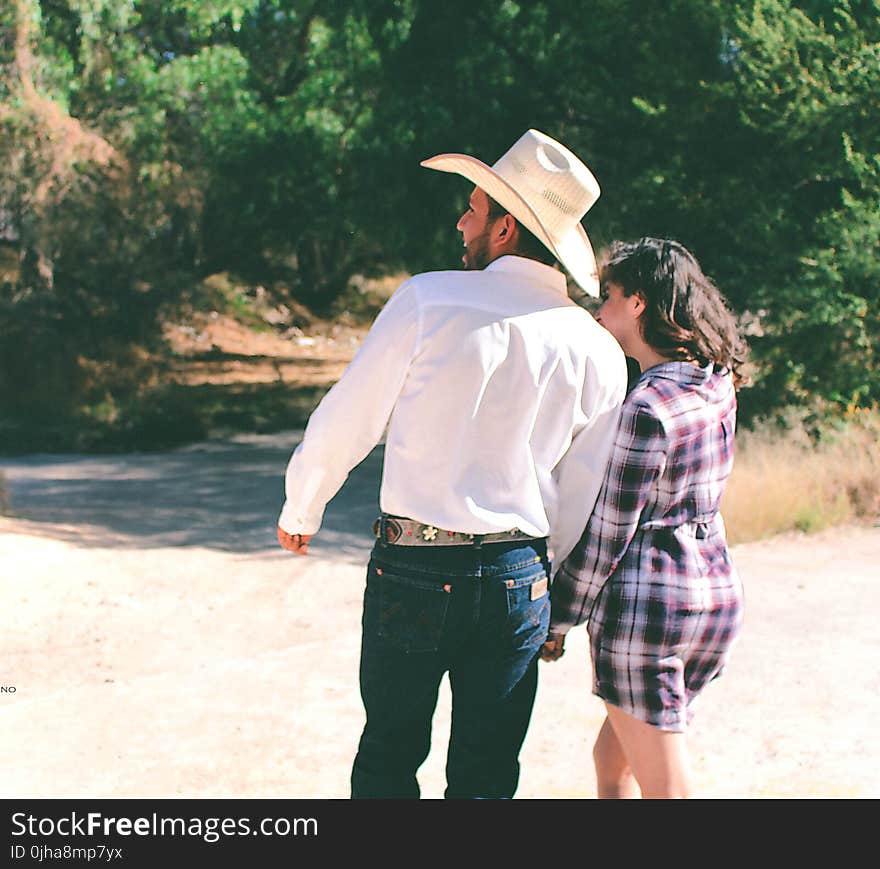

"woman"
[541,237,747,798]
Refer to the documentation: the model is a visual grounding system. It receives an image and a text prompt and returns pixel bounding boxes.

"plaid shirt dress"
[551,360,744,731]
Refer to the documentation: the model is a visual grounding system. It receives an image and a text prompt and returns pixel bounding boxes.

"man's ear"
[495,213,518,248]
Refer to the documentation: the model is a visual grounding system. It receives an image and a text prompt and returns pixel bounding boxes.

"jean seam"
[372,543,547,580]
[484,556,546,576]
[371,555,480,579]
[497,568,547,588]
[372,568,457,592]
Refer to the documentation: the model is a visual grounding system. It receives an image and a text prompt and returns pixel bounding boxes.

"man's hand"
[277,525,314,556]
[540,632,566,662]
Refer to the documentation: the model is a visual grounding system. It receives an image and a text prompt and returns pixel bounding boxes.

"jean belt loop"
[379,514,388,543]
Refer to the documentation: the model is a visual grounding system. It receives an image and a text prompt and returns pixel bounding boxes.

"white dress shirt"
[278,255,627,567]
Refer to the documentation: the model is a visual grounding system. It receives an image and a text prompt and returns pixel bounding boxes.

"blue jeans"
[351,537,551,799]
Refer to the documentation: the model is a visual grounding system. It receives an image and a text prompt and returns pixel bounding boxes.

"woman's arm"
[549,396,668,635]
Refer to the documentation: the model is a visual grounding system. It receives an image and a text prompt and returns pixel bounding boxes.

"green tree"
[725,0,880,416]
[2,0,878,451]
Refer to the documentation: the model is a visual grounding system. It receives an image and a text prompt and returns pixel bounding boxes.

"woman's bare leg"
[604,703,692,798]
[593,716,640,798]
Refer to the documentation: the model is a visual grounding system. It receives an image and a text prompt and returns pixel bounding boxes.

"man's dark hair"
[601,237,749,388]
[486,196,557,267]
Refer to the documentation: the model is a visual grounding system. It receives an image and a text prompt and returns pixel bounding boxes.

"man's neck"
[486,252,558,270]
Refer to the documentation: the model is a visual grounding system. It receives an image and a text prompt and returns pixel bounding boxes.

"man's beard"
[463,229,492,270]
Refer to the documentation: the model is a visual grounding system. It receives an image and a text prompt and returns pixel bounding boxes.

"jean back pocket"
[504,568,550,653]
[373,567,452,653]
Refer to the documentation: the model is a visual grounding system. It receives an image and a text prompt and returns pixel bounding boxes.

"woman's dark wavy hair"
[601,237,749,388]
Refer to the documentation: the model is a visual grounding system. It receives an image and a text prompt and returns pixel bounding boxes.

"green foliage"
[719,0,880,417]
[1,0,879,450]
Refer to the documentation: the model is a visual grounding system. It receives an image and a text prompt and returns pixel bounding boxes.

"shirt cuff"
[277,502,322,536]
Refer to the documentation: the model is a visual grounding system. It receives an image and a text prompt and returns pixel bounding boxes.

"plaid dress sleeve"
[550,397,668,634]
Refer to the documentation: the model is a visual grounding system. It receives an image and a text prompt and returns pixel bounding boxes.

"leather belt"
[373,514,540,547]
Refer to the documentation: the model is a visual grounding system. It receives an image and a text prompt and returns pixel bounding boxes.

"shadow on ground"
[0,432,381,560]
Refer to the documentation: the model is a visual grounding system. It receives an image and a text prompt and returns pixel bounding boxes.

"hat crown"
[490,130,600,244]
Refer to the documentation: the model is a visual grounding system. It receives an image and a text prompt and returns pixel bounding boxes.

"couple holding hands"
[277,130,746,799]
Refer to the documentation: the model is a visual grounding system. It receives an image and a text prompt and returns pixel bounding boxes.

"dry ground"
[162,313,368,389]
[2,438,878,799]
[2,290,878,798]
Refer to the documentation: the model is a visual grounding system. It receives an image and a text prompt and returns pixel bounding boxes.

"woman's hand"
[541,632,566,662]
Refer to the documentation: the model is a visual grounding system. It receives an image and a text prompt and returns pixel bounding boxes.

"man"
[277,129,627,798]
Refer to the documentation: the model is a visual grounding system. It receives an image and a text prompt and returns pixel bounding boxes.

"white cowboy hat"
[421,129,601,296]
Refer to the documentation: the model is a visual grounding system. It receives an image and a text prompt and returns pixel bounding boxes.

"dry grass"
[722,408,880,544]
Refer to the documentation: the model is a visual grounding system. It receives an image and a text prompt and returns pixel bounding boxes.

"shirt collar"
[484,255,568,295]
[639,359,714,386]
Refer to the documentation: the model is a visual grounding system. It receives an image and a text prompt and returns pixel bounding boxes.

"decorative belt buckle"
[373,516,402,544]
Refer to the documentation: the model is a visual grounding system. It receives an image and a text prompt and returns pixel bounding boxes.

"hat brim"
[421,153,599,297]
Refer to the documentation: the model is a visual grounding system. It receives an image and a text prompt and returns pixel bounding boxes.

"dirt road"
[2,434,878,798]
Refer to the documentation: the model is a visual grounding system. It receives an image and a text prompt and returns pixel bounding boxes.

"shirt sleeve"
[548,353,627,569]
[277,280,422,534]
[550,397,668,634]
